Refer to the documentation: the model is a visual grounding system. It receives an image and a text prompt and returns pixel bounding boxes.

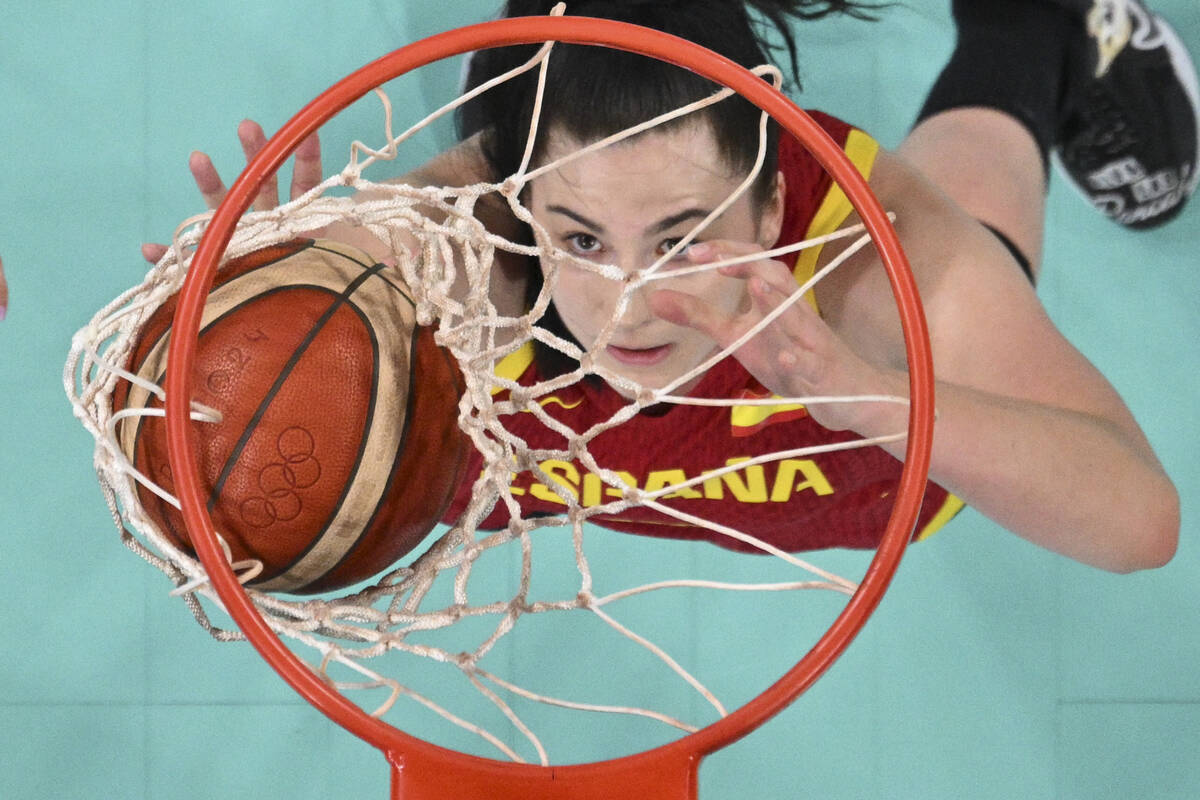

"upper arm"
[816,149,1151,445]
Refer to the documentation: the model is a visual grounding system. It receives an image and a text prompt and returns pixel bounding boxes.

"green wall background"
[2,1,1198,797]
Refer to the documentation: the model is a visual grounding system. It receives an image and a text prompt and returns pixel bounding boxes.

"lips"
[605,343,673,366]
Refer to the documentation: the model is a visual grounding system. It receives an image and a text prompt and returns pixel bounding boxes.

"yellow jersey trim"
[915,493,965,541]
[492,342,536,395]
[792,129,881,313]
[729,399,806,432]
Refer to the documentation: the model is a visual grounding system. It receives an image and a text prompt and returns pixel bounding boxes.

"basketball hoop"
[72,13,934,799]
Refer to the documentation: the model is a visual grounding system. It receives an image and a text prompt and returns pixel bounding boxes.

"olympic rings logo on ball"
[239,427,322,528]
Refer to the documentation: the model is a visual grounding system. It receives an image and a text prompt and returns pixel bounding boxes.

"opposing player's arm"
[818,148,1179,572]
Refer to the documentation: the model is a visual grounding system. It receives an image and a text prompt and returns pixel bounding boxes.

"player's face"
[528,124,783,396]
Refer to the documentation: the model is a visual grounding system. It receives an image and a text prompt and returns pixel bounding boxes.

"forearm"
[399,132,521,237]
[346,132,509,242]
[334,132,527,314]
[863,370,1179,572]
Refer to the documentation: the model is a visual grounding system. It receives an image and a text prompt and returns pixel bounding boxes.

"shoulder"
[776,113,881,253]
[814,149,1137,432]
[778,111,877,193]
[815,148,1064,382]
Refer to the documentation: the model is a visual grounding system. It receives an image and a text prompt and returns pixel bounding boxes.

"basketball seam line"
[205,262,390,536]
[309,314,421,590]
[312,240,418,308]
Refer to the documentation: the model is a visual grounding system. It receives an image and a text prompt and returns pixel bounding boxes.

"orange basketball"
[113,238,467,594]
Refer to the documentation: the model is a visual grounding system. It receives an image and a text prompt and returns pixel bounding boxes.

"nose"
[611,262,659,331]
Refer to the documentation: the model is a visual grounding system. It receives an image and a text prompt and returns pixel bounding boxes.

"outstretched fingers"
[653,239,894,432]
[649,239,838,397]
[680,239,812,338]
[140,150,229,264]
[237,120,322,205]
[237,119,278,211]
[189,150,227,209]
[142,120,323,264]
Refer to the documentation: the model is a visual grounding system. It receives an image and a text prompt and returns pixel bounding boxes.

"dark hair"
[461,0,884,182]
[458,0,884,378]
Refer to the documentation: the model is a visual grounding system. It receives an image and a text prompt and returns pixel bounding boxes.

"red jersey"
[443,112,962,551]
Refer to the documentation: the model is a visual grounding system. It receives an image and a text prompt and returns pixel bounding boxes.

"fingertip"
[188,150,217,181]
[188,152,224,196]
[647,289,686,325]
[237,118,263,138]
[650,289,714,335]
[646,287,674,313]
[297,131,321,155]
[141,243,167,264]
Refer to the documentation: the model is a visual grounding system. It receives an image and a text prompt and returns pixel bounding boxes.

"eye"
[656,238,691,258]
[566,233,602,255]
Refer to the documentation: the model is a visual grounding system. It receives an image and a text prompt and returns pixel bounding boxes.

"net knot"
[499,176,524,199]
[509,595,534,615]
[509,386,531,409]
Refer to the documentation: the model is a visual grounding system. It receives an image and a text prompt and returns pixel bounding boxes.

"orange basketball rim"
[163,15,936,799]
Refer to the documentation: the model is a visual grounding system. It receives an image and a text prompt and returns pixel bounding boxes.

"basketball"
[113,238,467,594]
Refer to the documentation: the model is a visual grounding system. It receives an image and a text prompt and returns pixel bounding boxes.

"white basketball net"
[65,22,910,765]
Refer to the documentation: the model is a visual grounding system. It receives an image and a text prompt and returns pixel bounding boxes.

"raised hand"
[141,120,321,264]
[648,240,902,433]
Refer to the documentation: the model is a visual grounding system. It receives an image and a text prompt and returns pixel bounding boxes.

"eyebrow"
[545,204,714,236]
